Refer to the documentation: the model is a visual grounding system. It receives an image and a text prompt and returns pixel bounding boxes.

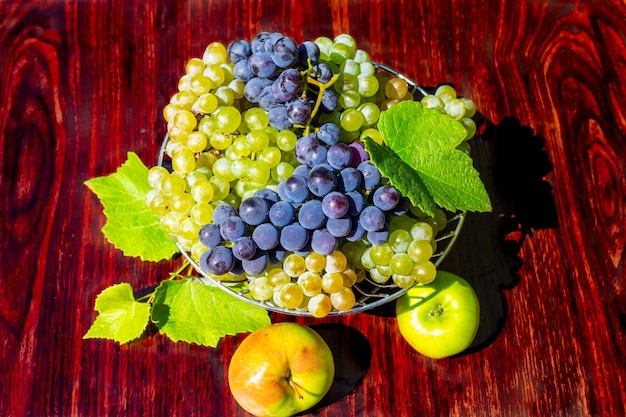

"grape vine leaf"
[151,279,271,347]
[368,100,492,216]
[85,152,178,262]
[84,283,151,344]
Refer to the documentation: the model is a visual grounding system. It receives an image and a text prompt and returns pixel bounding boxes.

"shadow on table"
[300,323,372,415]
[367,116,559,354]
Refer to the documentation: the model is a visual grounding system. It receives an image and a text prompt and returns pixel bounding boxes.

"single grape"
[232,236,257,260]
[330,287,356,311]
[248,276,272,301]
[298,200,327,230]
[311,229,338,256]
[239,197,270,225]
[200,246,235,275]
[220,216,247,241]
[279,223,310,251]
[308,293,332,318]
[269,200,295,227]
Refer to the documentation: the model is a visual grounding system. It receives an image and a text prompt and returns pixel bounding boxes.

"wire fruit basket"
[157,58,466,317]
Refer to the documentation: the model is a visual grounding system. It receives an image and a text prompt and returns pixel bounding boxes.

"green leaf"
[84,283,151,344]
[374,100,492,215]
[85,152,179,261]
[151,279,271,347]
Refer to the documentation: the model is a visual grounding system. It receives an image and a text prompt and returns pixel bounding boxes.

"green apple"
[228,322,335,417]
[395,270,480,359]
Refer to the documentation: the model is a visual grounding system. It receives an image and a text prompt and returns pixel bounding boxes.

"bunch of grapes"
[145,32,478,317]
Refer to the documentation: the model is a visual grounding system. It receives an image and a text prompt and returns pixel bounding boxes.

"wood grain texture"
[1,1,625,416]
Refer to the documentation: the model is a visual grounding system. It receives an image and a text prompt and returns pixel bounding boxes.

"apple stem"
[429,304,445,317]
[288,379,305,401]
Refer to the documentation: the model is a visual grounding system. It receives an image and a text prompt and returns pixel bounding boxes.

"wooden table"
[2,1,625,416]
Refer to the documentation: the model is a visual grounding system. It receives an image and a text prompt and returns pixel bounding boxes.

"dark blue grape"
[242,250,269,275]
[349,141,369,167]
[268,105,292,130]
[258,86,281,110]
[213,204,237,226]
[327,143,353,169]
[367,229,390,246]
[298,41,320,67]
[239,197,270,225]
[316,123,340,146]
[320,89,338,113]
[227,39,252,64]
[283,175,309,203]
[345,218,366,242]
[252,223,280,250]
[373,185,400,211]
[322,191,350,219]
[232,237,257,260]
[293,164,310,178]
[272,68,302,102]
[307,165,337,197]
[305,144,328,167]
[393,197,410,216]
[200,246,235,275]
[311,229,337,256]
[346,191,366,216]
[326,216,352,238]
[254,188,279,204]
[298,200,327,230]
[248,52,278,78]
[269,200,295,227]
[251,32,271,52]
[286,97,311,124]
[199,223,222,248]
[244,77,272,103]
[295,135,320,164]
[220,216,247,241]
[339,167,362,192]
[271,36,299,68]
[357,160,382,190]
[311,63,333,83]
[279,223,310,251]
[359,205,386,231]
[234,59,255,82]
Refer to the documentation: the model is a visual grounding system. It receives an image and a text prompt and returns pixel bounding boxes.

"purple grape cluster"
[229,32,337,130]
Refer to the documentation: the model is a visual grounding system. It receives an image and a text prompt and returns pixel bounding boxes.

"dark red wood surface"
[1,1,625,416]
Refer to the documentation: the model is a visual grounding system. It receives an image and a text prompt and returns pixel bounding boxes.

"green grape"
[357,102,380,126]
[377,265,393,278]
[163,103,183,123]
[230,136,252,157]
[340,241,365,268]
[271,162,294,182]
[186,131,208,153]
[147,166,170,188]
[308,294,332,318]
[412,261,437,284]
[325,251,348,273]
[246,130,270,152]
[203,42,228,65]
[227,79,245,99]
[321,272,344,294]
[353,49,370,63]
[212,158,236,181]
[244,108,269,131]
[385,77,408,100]
[190,239,206,261]
[283,254,306,277]
[330,42,353,65]
[360,247,376,269]
[339,90,361,109]
[258,147,282,168]
[407,239,433,263]
[198,115,217,136]
[171,90,197,109]
[160,211,183,234]
[461,97,476,118]
[147,193,169,216]
[185,57,205,76]
[359,61,375,75]
[460,117,477,140]
[209,132,233,150]
[214,106,241,134]
[190,179,215,203]
[390,253,414,275]
[209,176,230,201]
[190,202,213,225]
[169,193,195,217]
[275,130,297,151]
[340,108,364,132]
[421,94,444,109]
[247,160,271,184]
[314,36,333,61]
[305,252,326,273]
[178,217,201,240]
[249,277,273,301]
[177,74,192,92]
[203,64,225,87]
[428,208,448,232]
[297,272,323,297]
[388,229,413,254]
[357,74,379,97]
[410,222,434,241]
[268,268,290,289]
[334,34,357,51]
[360,128,384,145]
[444,98,467,120]
[340,59,360,77]
[160,173,186,196]
[392,273,416,289]
[279,283,304,309]
[342,269,358,287]
[272,290,285,308]
[330,287,356,311]
[435,84,456,104]
[222,192,240,209]
[369,267,390,284]
[214,85,235,106]
[173,110,197,131]
[190,73,213,95]
[195,152,216,170]
[231,158,251,179]
[370,243,394,266]
[457,141,471,154]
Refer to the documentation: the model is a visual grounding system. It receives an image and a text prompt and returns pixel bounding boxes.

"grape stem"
[135,260,191,303]
[301,65,340,136]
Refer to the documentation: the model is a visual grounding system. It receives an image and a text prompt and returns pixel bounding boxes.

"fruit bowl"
[148,33,484,318]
